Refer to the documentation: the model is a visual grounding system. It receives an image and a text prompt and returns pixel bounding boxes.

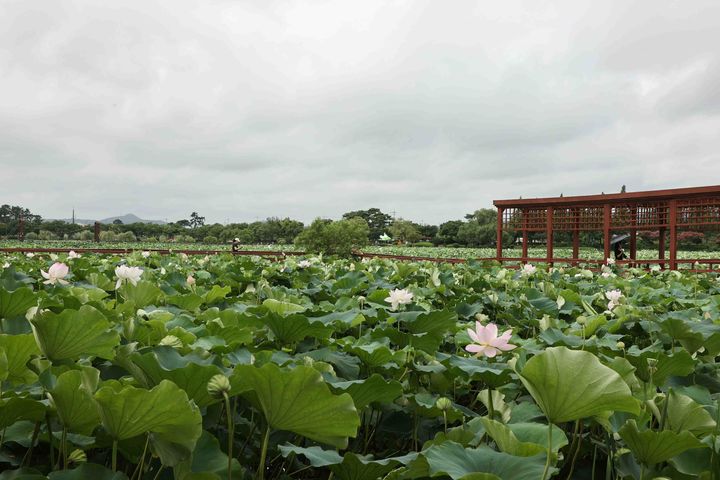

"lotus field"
[1,252,720,479]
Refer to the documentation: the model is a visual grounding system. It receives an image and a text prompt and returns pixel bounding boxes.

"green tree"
[342,208,392,241]
[438,220,464,244]
[388,219,421,244]
[294,218,370,257]
[189,212,205,229]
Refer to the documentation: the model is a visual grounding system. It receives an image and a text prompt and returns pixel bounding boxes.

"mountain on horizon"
[52,213,167,225]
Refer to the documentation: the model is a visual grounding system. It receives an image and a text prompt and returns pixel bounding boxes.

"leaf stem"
[541,421,553,480]
[224,393,234,480]
[257,425,271,480]
[112,439,118,472]
[45,414,55,469]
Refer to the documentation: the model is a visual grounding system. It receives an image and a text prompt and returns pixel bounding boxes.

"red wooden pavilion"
[493,185,720,269]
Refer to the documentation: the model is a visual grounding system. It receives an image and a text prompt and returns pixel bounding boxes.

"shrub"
[294,218,369,257]
[175,235,196,243]
[99,231,117,242]
[25,232,39,240]
[38,230,57,240]
[118,231,137,242]
[411,241,434,247]
[73,230,94,241]
[203,235,219,244]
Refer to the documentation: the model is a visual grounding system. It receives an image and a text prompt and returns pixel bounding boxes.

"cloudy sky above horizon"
[2,0,719,225]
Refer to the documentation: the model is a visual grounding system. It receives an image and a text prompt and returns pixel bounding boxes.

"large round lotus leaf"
[0,397,46,429]
[47,463,128,479]
[232,363,360,448]
[517,346,640,423]
[618,419,706,466]
[0,287,36,319]
[94,379,202,454]
[47,369,101,435]
[30,305,120,361]
[0,334,40,384]
[421,441,549,479]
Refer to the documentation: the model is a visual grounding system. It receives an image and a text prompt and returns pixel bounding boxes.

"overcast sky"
[2,0,719,225]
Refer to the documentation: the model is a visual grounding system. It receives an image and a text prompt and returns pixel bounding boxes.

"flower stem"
[257,425,271,480]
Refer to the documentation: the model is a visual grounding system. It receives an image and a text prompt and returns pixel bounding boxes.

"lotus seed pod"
[68,449,87,464]
[435,397,453,411]
[207,374,231,398]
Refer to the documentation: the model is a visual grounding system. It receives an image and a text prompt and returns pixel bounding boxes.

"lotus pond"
[0,252,719,479]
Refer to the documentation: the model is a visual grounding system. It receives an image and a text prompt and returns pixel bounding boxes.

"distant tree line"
[2,204,719,253]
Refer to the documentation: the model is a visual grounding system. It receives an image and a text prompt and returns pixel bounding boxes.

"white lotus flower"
[26,253,35,258]
[385,288,413,310]
[606,257,615,266]
[2,262,9,269]
[521,264,536,276]
[68,250,81,259]
[298,260,312,268]
[41,262,69,285]
[605,289,623,310]
[141,251,151,258]
[115,265,143,289]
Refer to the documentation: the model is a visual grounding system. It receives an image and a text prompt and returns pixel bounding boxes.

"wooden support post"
[18,214,25,242]
[630,206,637,266]
[669,200,677,270]
[572,208,580,266]
[546,207,554,267]
[522,209,528,263]
[603,205,611,262]
[658,227,666,269]
[94,222,101,243]
[496,208,504,261]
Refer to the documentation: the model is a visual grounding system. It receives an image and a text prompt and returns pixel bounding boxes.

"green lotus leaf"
[47,369,101,435]
[0,349,6,381]
[279,444,417,480]
[174,430,242,480]
[0,287,36,319]
[168,293,204,312]
[119,281,164,308]
[47,463,128,479]
[480,418,544,457]
[421,441,549,479]
[232,363,360,448]
[203,285,231,305]
[94,379,202,455]
[262,298,306,315]
[0,397,46,429]
[261,312,333,344]
[618,419,706,466]
[517,347,640,423]
[0,333,40,384]
[328,374,403,409]
[0,468,48,480]
[657,390,716,435]
[130,347,224,407]
[30,305,120,361]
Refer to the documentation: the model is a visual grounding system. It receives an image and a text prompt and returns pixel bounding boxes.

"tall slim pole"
[522,209,528,263]
[669,200,677,270]
[603,205,611,263]
[546,207,554,267]
[496,208,504,261]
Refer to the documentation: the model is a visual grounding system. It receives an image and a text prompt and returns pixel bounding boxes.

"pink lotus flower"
[41,262,69,285]
[186,274,196,286]
[465,322,517,358]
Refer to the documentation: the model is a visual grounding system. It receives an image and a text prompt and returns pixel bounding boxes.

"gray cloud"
[1,0,719,225]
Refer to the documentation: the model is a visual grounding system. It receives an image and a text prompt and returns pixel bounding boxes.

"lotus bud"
[435,397,453,411]
[207,374,231,399]
[616,341,625,350]
[68,449,87,464]
[357,296,366,309]
[303,356,315,367]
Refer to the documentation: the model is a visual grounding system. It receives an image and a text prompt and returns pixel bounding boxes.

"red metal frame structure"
[494,185,720,269]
